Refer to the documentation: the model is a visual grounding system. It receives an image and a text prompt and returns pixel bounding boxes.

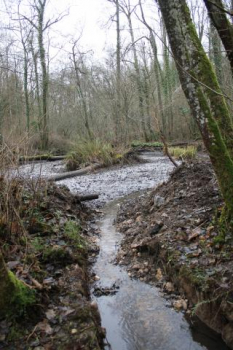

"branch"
[207,0,233,16]
[43,11,68,31]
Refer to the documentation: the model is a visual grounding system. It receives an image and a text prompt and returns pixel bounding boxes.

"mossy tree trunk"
[0,252,34,319]
[157,0,233,218]
[203,0,233,78]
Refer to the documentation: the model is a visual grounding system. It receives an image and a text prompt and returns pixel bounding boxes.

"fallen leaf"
[45,309,56,321]
[36,319,53,335]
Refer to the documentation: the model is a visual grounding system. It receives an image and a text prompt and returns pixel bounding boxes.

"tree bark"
[157,0,233,216]
[38,0,49,150]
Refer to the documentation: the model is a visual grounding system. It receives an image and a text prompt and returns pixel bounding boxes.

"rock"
[90,301,98,309]
[154,195,165,208]
[94,275,100,281]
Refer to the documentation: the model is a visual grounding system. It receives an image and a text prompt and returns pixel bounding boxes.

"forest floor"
[0,181,105,350]
[116,158,233,349]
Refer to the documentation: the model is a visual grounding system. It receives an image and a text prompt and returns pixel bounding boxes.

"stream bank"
[116,159,233,349]
[0,181,105,350]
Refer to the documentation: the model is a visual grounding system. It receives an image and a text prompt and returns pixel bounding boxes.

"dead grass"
[168,146,197,160]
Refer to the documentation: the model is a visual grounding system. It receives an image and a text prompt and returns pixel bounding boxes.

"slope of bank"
[116,160,233,349]
[0,179,104,350]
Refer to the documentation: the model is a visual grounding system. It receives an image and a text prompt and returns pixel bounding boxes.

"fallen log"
[48,163,102,182]
[77,193,99,202]
[19,155,66,163]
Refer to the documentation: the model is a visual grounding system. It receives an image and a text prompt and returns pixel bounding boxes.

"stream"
[18,152,229,350]
[93,200,228,350]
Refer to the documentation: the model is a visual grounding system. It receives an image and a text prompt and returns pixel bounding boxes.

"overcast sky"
[48,0,116,59]
[0,0,207,67]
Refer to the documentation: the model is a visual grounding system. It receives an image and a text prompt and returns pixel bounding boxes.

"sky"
[0,0,208,68]
[46,0,116,59]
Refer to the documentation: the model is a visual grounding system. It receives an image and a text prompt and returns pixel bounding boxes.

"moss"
[64,220,86,249]
[179,265,206,289]
[1,271,36,319]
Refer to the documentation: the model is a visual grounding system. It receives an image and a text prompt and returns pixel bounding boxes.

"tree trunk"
[38,0,49,150]
[210,22,223,85]
[127,12,148,141]
[203,0,233,78]
[115,0,122,143]
[157,0,233,217]
[30,38,42,133]
[71,44,93,140]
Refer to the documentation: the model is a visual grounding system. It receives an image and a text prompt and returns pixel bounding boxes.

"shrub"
[168,146,197,160]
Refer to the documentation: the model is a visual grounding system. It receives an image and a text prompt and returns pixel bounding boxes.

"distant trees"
[2,0,233,151]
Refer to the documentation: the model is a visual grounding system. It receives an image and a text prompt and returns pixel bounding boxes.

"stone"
[154,195,165,208]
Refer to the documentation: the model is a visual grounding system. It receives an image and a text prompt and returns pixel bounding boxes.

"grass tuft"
[168,146,197,160]
[66,139,121,171]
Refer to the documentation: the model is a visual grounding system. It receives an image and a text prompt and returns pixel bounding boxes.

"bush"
[168,146,197,160]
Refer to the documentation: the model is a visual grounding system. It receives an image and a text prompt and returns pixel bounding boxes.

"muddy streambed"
[18,152,228,349]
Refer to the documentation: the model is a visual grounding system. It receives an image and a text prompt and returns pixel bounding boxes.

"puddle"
[93,201,229,350]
